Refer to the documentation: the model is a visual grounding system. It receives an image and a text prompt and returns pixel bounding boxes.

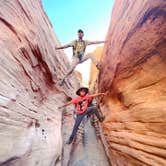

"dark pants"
[68,106,101,142]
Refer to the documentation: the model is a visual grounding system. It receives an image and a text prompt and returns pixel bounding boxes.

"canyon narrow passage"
[0,0,166,166]
[62,108,110,166]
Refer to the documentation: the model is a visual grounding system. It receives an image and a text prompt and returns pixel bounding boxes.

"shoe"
[58,79,65,86]
[66,138,73,145]
[99,116,105,122]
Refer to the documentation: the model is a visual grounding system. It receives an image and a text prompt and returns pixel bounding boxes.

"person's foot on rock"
[99,116,105,122]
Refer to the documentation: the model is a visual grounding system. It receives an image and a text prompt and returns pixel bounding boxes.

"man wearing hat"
[55,29,106,85]
[59,87,106,144]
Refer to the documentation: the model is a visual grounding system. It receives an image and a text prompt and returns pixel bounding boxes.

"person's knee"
[90,106,98,110]
[87,106,98,113]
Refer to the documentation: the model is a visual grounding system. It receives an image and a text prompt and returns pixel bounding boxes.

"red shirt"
[72,95,92,114]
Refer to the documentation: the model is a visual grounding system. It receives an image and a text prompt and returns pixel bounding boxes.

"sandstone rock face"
[0,0,79,165]
[89,46,103,91]
[97,0,166,165]
[74,70,82,85]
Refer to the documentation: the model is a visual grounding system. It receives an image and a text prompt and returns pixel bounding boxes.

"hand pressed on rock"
[101,92,107,96]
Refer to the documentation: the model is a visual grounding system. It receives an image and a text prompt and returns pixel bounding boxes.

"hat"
[78,29,84,33]
[76,87,89,95]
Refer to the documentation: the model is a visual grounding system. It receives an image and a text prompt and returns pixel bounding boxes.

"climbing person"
[55,29,106,85]
[58,87,106,144]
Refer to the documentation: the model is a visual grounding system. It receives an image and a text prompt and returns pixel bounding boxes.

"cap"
[78,29,84,33]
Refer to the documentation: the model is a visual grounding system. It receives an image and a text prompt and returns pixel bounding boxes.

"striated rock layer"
[96,0,166,166]
[0,0,79,166]
[89,46,103,91]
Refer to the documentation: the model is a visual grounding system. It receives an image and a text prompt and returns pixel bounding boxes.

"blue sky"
[42,0,114,85]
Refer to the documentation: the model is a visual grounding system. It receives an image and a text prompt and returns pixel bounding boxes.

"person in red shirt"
[59,87,106,144]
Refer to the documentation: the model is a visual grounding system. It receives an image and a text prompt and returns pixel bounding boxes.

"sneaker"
[99,116,105,122]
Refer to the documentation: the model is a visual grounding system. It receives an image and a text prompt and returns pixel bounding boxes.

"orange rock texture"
[74,70,82,84]
[0,0,79,165]
[96,0,166,165]
[89,46,103,91]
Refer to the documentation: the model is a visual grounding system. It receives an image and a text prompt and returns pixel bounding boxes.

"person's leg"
[59,57,79,85]
[67,114,85,144]
[64,56,80,80]
[81,53,101,69]
[85,106,105,122]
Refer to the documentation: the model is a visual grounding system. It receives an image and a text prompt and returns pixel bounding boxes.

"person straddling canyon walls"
[59,87,106,144]
[55,29,106,86]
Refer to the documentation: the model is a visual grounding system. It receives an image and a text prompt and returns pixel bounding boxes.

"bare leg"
[81,53,101,69]
[86,106,104,121]
[81,53,98,65]
[61,56,79,81]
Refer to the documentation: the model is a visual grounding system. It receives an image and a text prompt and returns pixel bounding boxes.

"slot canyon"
[0,0,166,166]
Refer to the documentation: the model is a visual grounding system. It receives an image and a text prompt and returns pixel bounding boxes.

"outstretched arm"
[55,44,71,50]
[58,100,73,109]
[88,41,106,45]
[90,92,106,98]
